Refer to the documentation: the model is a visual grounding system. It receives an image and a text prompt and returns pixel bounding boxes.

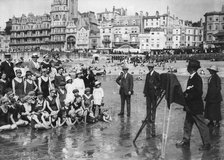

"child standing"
[12,69,25,99]
[82,87,94,114]
[24,71,38,95]
[93,81,104,118]
[38,68,52,99]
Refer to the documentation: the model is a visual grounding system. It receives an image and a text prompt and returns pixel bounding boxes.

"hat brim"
[207,68,218,72]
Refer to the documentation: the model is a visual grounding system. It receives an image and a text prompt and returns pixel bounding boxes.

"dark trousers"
[183,112,210,145]
[120,93,131,116]
[146,95,157,134]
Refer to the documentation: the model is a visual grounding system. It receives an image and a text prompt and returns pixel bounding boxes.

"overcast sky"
[0,0,223,29]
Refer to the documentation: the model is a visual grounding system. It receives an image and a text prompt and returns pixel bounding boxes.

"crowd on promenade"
[0,53,111,132]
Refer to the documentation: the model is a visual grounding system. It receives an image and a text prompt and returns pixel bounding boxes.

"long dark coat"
[184,73,204,115]
[204,73,222,121]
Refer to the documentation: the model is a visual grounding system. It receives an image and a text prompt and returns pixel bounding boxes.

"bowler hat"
[147,63,154,68]
[122,65,129,70]
[4,53,11,58]
[59,81,66,86]
[207,65,218,72]
[187,59,201,70]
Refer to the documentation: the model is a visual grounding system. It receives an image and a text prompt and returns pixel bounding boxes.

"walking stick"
[133,90,165,144]
[161,104,172,159]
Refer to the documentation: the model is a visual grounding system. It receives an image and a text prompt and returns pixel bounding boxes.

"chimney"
[156,11,159,17]
[113,6,115,12]
[146,12,149,17]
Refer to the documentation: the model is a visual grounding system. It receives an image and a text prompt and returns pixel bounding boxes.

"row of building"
[0,0,223,53]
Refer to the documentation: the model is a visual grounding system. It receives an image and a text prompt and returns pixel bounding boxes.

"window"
[157,44,159,48]
[146,39,149,43]
[207,25,211,30]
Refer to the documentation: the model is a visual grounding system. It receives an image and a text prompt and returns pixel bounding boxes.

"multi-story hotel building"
[204,5,224,48]
[139,28,166,52]
[10,13,51,51]
[9,0,99,51]
[113,15,142,49]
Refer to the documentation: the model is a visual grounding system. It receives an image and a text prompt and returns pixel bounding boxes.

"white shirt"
[150,70,154,76]
[73,78,85,96]
[93,87,104,105]
[189,72,196,79]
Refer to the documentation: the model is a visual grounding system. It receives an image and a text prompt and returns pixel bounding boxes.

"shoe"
[199,144,211,151]
[118,113,124,116]
[127,114,131,117]
[176,139,190,148]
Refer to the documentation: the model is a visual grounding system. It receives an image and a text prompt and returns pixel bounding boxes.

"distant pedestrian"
[116,65,134,117]
[205,65,222,127]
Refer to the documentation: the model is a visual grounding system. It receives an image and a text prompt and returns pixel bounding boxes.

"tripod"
[133,90,166,143]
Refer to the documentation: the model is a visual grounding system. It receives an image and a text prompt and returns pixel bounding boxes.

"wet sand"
[0,60,224,160]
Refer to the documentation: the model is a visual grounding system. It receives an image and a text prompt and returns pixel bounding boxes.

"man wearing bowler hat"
[0,53,15,88]
[176,59,211,151]
[143,63,161,137]
[116,65,134,117]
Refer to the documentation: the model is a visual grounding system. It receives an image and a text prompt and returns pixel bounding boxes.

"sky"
[0,0,223,30]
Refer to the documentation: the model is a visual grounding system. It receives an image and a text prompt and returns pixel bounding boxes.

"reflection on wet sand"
[0,76,224,160]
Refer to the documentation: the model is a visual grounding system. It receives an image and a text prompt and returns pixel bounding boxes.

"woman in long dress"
[205,65,222,127]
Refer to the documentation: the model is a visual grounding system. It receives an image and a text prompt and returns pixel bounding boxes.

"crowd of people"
[0,53,111,132]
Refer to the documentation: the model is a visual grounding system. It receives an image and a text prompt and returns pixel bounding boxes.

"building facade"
[113,15,142,49]
[204,5,224,48]
[9,0,99,51]
[139,28,166,52]
[0,33,10,52]
[10,13,51,51]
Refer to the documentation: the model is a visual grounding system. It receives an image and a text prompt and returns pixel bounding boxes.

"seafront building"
[9,0,99,52]
[4,1,210,52]
[204,5,224,48]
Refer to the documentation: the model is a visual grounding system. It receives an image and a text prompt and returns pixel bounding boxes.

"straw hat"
[207,65,218,72]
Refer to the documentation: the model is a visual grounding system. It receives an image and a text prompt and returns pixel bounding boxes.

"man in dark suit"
[0,54,15,88]
[176,59,211,151]
[116,65,134,117]
[143,63,161,137]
